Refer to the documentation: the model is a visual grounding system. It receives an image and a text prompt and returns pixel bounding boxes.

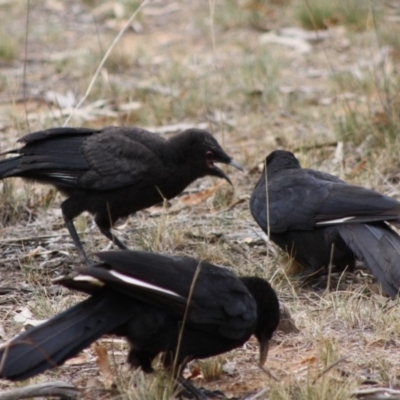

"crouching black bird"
[0,127,242,263]
[250,150,400,297]
[0,250,279,391]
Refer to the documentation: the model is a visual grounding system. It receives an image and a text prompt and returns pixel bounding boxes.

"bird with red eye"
[0,126,243,263]
[197,143,243,186]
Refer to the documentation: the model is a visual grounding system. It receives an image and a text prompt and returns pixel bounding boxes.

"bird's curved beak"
[212,158,244,185]
[259,338,270,367]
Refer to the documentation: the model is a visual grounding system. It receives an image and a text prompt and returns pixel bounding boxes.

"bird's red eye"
[206,150,214,160]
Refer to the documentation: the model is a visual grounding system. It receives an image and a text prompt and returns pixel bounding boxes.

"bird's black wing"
[1,127,165,191]
[79,128,166,190]
[69,251,256,340]
[17,127,100,144]
[252,168,400,233]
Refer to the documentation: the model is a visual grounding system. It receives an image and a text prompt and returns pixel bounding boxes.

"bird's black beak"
[259,338,270,367]
[228,159,244,172]
[212,158,244,185]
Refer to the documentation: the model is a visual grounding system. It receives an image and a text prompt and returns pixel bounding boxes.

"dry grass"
[295,0,377,31]
[1,0,400,399]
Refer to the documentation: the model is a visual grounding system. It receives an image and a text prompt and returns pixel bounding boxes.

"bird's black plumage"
[250,150,400,297]
[0,127,242,262]
[0,250,279,382]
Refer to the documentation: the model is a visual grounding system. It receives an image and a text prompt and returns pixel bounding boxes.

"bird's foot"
[176,377,229,399]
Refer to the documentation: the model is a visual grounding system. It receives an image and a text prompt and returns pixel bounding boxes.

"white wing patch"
[47,172,78,182]
[109,270,184,299]
[317,216,356,225]
[73,275,105,286]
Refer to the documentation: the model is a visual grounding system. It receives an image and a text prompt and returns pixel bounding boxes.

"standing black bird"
[250,150,400,297]
[0,127,242,262]
[0,250,279,390]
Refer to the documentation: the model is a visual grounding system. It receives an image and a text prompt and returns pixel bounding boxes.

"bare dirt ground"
[1,0,400,399]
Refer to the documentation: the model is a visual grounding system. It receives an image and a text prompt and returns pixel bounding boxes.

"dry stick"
[0,342,10,374]
[220,237,249,259]
[208,0,224,145]
[91,15,123,125]
[172,262,202,378]
[155,186,170,245]
[259,365,279,382]
[264,158,270,241]
[246,387,269,400]
[325,243,335,294]
[293,141,338,153]
[63,0,148,126]
[0,233,80,243]
[370,4,392,122]
[312,356,348,384]
[352,387,400,397]
[264,158,271,276]
[271,254,297,300]
[303,0,358,128]
[106,201,117,248]
[22,0,31,130]
[0,381,79,400]
[336,264,350,293]
[216,197,246,213]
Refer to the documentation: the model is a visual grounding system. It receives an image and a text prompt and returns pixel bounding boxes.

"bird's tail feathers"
[0,156,21,178]
[0,294,132,381]
[338,223,400,298]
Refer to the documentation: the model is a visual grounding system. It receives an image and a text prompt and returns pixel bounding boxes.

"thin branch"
[352,387,400,397]
[0,233,80,243]
[313,356,348,383]
[172,262,202,377]
[0,381,79,400]
[63,0,148,126]
[23,0,31,130]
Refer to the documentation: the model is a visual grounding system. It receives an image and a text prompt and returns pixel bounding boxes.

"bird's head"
[171,129,243,184]
[241,276,280,367]
[264,150,301,175]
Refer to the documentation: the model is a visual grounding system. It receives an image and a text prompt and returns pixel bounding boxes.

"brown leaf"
[92,342,114,389]
[348,159,367,179]
[187,366,202,380]
[179,183,223,206]
[300,356,317,365]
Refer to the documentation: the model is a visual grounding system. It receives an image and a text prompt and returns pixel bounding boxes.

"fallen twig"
[63,0,148,125]
[0,381,79,400]
[313,356,348,383]
[0,233,77,243]
[351,387,400,398]
[245,388,269,400]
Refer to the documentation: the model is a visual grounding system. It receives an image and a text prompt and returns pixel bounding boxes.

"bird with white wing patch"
[0,126,242,263]
[0,250,279,397]
[250,150,400,297]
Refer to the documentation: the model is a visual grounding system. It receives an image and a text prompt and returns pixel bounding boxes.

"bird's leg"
[97,226,129,250]
[176,377,227,399]
[176,377,209,400]
[62,213,91,265]
[96,204,130,250]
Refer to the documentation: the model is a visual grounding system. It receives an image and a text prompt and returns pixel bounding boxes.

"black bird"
[0,250,279,391]
[0,127,242,262]
[250,150,400,297]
